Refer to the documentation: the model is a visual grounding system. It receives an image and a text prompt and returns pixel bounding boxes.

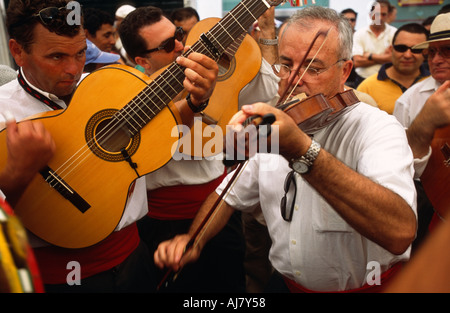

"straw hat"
[414,12,450,49]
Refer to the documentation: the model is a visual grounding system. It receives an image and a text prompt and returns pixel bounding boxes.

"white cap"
[115,4,136,19]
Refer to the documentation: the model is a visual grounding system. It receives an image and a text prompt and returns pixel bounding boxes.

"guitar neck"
[118,0,274,135]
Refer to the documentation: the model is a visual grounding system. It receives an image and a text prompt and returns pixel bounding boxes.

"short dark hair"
[392,23,428,45]
[341,8,358,18]
[170,7,199,23]
[83,7,114,37]
[119,6,164,60]
[7,0,82,53]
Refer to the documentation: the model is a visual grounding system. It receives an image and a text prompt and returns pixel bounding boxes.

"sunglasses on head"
[393,44,423,54]
[142,27,185,55]
[34,6,69,26]
[422,45,450,59]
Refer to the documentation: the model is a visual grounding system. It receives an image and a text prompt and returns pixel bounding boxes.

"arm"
[233,103,417,255]
[154,191,235,272]
[353,50,392,68]
[0,119,55,206]
[257,7,278,65]
[406,81,450,159]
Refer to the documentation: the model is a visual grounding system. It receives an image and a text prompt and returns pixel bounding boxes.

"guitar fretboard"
[115,0,272,135]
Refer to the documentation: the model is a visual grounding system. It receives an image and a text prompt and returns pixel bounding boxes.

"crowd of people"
[0,0,449,294]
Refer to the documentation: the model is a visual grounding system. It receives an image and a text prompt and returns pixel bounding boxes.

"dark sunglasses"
[143,27,184,55]
[280,171,297,222]
[422,45,450,59]
[34,6,69,26]
[393,44,423,54]
[346,18,356,22]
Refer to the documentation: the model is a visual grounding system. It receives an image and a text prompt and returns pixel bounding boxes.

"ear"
[341,59,353,84]
[135,56,153,75]
[9,39,26,67]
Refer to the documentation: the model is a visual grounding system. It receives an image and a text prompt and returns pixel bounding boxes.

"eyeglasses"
[393,44,424,54]
[280,171,297,222]
[272,59,346,80]
[142,27,184,55]
[33,6,68,26]
[422,46,450,59]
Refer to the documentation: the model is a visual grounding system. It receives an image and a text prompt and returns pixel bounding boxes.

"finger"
[4,111,17,133]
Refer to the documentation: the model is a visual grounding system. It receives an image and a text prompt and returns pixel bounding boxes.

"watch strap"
[186,93,209,113]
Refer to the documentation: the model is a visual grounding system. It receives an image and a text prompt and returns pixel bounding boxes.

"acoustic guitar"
[178,18,261,157]
[420,125,450,220]
[0,0,286,248]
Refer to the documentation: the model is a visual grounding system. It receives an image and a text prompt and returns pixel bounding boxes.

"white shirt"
[0,70,148,245]
[217,102,417,292]
[393,76,438,177]
[352,24,397,79]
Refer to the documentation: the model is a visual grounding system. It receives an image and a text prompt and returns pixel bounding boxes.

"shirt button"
[291,240,297,245]
[295,271,301,276]
[294,205,299,211]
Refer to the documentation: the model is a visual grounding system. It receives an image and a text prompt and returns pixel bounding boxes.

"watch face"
[293,161,309,174]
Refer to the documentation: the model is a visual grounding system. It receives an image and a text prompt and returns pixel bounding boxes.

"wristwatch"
[289,139,321,174]
[186,93,209,113]
[259,36,278,46]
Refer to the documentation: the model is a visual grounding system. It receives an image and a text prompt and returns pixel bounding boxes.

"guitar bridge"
[39,166,91,213]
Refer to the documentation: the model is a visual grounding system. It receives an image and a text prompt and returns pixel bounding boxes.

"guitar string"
[48,0,266,182]
[47,0,269,184]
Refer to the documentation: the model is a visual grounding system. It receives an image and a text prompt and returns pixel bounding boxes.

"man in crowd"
[357,23,429,114]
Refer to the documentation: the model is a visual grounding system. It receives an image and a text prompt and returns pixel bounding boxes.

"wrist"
[186,93,209,113]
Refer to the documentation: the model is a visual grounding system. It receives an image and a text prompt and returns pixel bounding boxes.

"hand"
[4,119,55,185]
[421,81,450,130]
[228,102,312,161]
[154,234,201,272]
[176,49,219,107]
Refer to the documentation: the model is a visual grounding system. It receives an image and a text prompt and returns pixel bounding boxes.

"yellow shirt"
[357,63,429,114]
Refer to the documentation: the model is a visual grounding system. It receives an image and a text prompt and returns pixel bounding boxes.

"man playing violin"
[154,6,417,293]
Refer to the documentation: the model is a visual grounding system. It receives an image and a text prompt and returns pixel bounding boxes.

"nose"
[289,68,305,87]
[65,57,83,76]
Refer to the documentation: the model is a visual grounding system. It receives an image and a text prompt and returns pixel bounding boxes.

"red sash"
[283,262,403,293]
[34,224,140,284]
[147,171,226,220]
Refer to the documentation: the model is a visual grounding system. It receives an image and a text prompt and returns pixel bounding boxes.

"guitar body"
[0,0,286,248]
[420,125,450,220]
[179,18,262,157]
[0,66,180,248]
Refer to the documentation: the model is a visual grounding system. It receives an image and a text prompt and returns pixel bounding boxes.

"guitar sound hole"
[217,54,236,81]
[85,109,141,162]
[95,118,131,153]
